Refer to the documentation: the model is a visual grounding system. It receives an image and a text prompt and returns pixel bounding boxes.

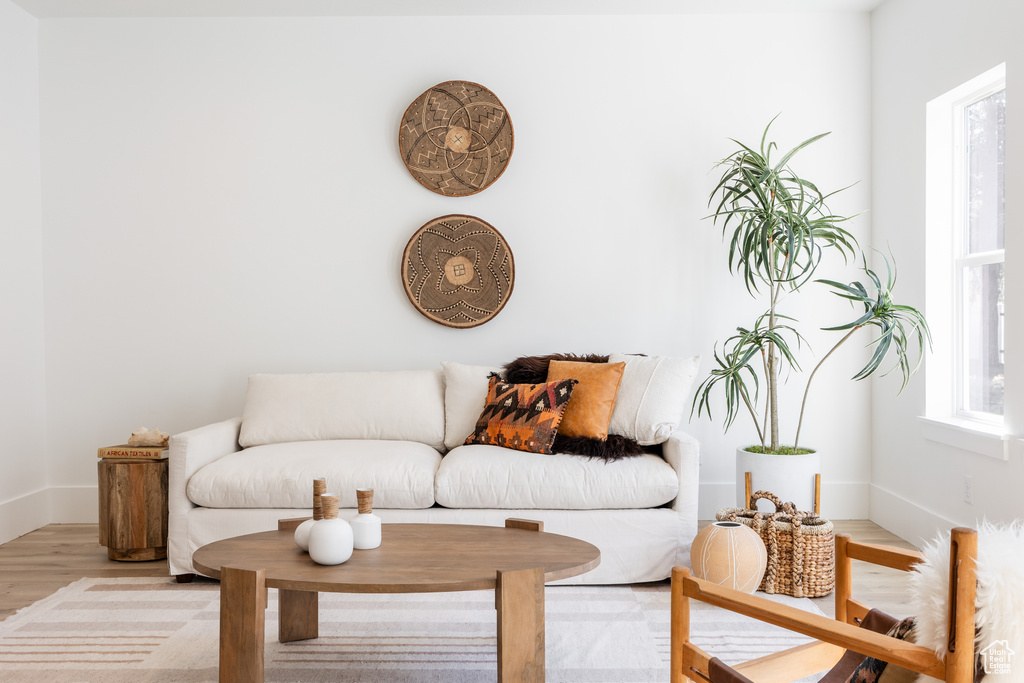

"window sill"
[918,416,1009,460]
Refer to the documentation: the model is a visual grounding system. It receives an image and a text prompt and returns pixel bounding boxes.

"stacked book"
[97,445,168,459]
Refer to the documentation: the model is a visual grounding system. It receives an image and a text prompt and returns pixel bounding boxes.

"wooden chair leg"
[946,528,978,683]
[672,566,693,683]
[835,534,853,624]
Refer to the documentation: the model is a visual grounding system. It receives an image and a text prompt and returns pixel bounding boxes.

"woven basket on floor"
[716,490,835,598]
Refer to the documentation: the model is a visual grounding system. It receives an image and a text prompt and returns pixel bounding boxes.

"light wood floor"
[0,521,918,623]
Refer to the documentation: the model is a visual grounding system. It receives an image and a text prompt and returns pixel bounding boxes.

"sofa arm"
[662,430,700,566]
[662,430,700,513]
[167,417,242,576]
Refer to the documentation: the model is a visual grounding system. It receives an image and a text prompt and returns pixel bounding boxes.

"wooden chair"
[671,527,978,683]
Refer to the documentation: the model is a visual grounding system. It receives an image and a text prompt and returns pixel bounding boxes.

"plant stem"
[741,382,765,446]
[760,349,770,446]
[767,282,781,451]
[794,326,860,450]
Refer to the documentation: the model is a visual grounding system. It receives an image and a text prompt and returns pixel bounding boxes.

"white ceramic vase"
[308,493,354,566]
[735,447,821,513]
[690,520,767,593]
[351,488,381,550]
[293,518,316,551]
[295,477,328,552]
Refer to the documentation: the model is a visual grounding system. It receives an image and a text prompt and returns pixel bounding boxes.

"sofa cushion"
[441,361,504,451]
[238,371,445,451]
[186,440,441,509]
[464,377,578,455]
[546,360,626,440]
[608,353,701,445]
[434,444,679,509]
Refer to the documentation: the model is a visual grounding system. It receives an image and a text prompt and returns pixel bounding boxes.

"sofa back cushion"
[441,361,505,451]
[607,353,701,445]
[238,371,445,451]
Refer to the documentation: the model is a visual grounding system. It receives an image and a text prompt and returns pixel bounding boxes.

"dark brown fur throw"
[504,353,610,384]
[503,353,647,462]
[553,434,646,461]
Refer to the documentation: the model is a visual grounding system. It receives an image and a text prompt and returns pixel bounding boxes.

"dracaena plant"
[692,118,932,453]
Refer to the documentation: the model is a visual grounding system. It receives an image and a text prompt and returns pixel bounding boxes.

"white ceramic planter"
[735,447,821,513]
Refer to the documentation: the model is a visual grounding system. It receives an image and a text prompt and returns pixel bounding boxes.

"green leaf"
[773,132,831,172]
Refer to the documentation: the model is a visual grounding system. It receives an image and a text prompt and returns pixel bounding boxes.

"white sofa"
[168,361,700,584]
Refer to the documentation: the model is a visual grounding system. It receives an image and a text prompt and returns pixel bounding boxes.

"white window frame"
[922,63,1008,459]
[952,80,1005,422]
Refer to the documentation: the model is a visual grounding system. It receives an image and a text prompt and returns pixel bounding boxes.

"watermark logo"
[980,640,1015,675]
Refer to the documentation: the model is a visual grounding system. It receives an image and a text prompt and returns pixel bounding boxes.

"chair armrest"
[674,568,945,679]
[835,534,926,624]
[166,417,242,576]
[842,537,925,572]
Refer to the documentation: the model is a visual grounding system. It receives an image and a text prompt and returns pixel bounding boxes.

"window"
[925,64,1006,438]
[957,87,1005,418]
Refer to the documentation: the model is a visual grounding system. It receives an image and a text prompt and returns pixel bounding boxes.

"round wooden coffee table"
[193,518,600,683]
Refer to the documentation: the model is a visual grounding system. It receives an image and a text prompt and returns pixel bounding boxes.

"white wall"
[33,12,873,524]
[871,0,1024,544]
[0,0,48,543]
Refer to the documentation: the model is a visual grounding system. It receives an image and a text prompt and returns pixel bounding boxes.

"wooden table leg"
[220,566,267,683]
[496,567,545,683]
[279,589,318,642]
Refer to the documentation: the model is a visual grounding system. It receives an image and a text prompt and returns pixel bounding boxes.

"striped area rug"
[0,577,823,682]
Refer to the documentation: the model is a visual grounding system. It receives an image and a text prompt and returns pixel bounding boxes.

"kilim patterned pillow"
[465,375,578,454]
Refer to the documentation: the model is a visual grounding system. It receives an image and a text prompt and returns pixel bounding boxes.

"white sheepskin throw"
[127,427,169,447]
[909,520,1024,682]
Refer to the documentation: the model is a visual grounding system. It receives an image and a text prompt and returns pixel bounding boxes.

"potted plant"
[692,118,931,512]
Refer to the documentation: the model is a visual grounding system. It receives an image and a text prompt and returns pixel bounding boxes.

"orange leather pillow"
[546,360,626,440]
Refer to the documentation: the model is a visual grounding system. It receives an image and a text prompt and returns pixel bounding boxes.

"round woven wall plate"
[399,81,514,197]
[402,215,515,328]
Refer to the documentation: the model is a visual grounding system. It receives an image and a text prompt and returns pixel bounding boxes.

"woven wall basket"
[716,490,835,598]
[398,80,514,197]
[401,214,514,329]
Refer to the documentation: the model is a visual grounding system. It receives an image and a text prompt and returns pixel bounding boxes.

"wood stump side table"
[97,458,168,561]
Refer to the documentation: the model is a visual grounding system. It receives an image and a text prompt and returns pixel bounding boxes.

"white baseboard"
[49,485,98,523]
[869,484,961,547]
[699,481,870,520]
[0,488,51,545]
